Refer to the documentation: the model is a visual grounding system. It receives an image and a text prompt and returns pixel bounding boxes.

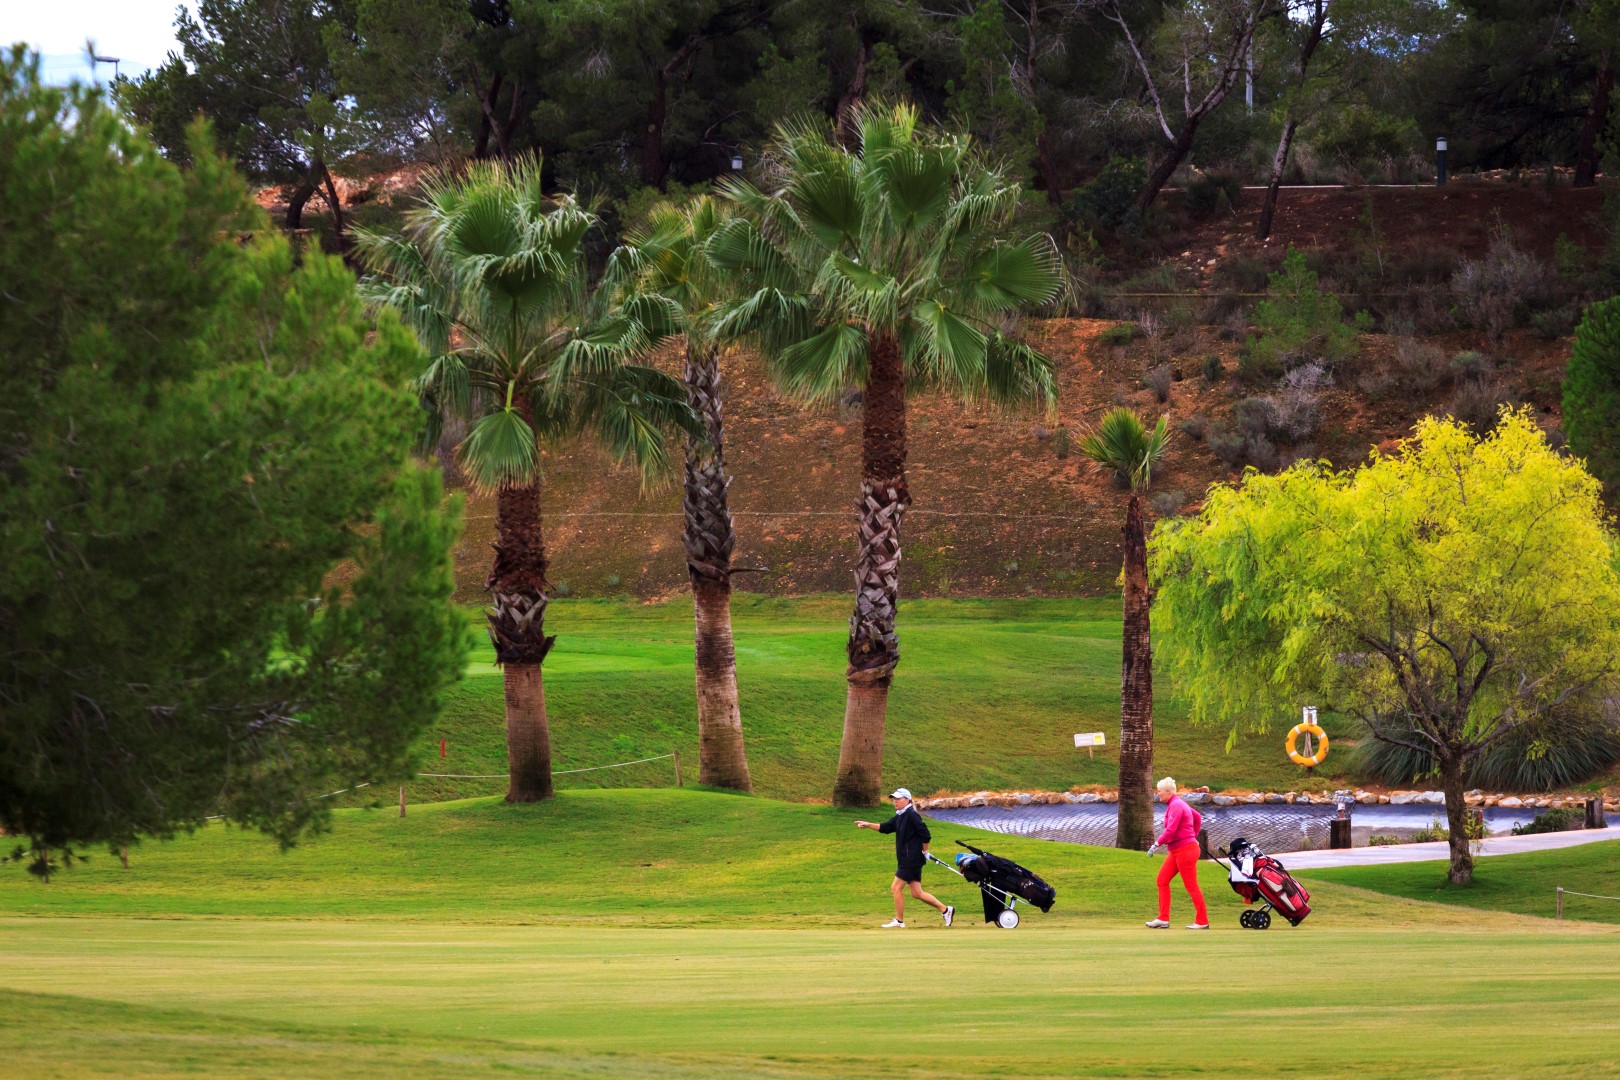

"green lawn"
[1313,839,1620,924]
[417,595,1359,804]
[0,788,1489,926]
[1,790,1618,1078]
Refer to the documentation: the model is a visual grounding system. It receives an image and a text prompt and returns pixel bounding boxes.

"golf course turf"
[416,595,1363,804]
[5,598,1617,1077]
[2,790,1618,1077]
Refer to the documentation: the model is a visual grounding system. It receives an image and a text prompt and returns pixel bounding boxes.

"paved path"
[1284,826,1619,870]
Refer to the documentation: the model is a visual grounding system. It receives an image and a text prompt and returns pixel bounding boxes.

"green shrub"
[1511,807,1582,835]
[1450,227,1551,343]
[1449,350,1494,383]
[1348,709,1620,791]
[1243,248,1369,380]
[1564,295,1620,496]
[1098,321,1143,346]
[1142,363,1173,402]
[1446,379,1516,435]
[1050,425,1071,459]
[1532,303,1582,340]
[1185,172,1242,219]
[1202,353,1224,382]
[1410,819,1450,844]
[1062,156,1145,232]
[1213,254,1273,294]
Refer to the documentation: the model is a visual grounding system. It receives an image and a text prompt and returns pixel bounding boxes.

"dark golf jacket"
[879,806,931,870]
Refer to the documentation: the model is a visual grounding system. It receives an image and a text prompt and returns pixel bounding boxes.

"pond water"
[922,801,1578,853]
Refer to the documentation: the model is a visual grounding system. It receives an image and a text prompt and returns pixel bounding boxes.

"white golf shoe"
[1144,919,1170,929]
[942,905,955,927]
[882,919,905,928]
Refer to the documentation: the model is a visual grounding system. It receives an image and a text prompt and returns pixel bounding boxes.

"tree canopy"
[1150,410,1620,882]
[1565,295,1620,499]
[0,50,467,875]
[102,0,1612,213]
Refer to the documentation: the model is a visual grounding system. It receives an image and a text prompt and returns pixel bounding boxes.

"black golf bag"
[955,841,1057,924]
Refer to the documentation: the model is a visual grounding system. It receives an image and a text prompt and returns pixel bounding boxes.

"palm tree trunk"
[683,345,751,792]
[1115,492,1155,849]
[834,334,908,807]
[488,480,556,802]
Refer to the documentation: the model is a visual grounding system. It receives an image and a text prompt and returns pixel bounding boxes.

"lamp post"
[92,55,121,81]
[1436,136,1448,188]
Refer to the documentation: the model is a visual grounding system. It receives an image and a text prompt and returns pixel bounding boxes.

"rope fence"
[420,752,675,778]
[1556,886,1620,919]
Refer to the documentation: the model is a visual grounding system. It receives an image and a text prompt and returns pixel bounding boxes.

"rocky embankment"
[916,787,1620,812]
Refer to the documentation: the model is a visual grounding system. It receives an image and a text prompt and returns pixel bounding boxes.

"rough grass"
[422,595,1359,805]
[0,788,1305,925]
[2,790,1618,1079]
[1311,839,1620,924]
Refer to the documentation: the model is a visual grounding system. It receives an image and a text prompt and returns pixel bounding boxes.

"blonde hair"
[1156,777,1177,794]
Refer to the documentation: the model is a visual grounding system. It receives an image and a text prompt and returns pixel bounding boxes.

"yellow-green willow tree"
[1152,411,1620,884]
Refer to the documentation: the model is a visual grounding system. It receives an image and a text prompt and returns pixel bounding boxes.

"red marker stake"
[440,738,446,758]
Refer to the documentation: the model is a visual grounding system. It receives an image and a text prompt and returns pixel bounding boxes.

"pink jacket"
[1156,796,1202,849]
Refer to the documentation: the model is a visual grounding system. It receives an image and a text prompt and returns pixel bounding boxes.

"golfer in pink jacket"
[1145,777,1209,929]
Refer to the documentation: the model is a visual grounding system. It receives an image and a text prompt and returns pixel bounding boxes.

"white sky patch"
[6,1,188,83]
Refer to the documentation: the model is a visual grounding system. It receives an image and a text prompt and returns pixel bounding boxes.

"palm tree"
[355,156,693,802]
[608,196,752,791]
[712,104,1062,806]
[1078,408,1171,849]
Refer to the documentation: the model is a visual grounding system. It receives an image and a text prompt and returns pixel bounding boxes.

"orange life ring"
[1286,721,1329,767]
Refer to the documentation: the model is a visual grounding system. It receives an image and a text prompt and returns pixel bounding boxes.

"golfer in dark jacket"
[856,787,955,928]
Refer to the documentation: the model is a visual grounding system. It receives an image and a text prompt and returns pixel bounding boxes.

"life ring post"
[1286,706,1329,768]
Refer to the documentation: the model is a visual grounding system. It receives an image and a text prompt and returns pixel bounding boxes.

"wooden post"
[119,847,129,869]
[1197,828,1213,861]
[399,784,407,817]
[1330,818,1352,849]
[1557,886,1564,920]
[674,750,682,787]
[1586,797,1605,830]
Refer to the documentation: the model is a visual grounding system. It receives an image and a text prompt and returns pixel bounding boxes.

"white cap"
[890,787,912,800]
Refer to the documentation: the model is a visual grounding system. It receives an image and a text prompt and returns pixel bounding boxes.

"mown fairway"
[4,919,1618,1079]
[2,791,1618,1077]
[420,595,1361,803]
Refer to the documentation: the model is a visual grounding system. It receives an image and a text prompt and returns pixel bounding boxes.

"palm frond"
[458,406,539,492]
[575,365,704,481]
[1078,408,1171,492]
[774,321,868,403]
[983,334,1059,409]
[909,300,988,391]
[963,235,1064,310]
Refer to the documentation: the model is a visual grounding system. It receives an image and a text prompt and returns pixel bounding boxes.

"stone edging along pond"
[914,787,1620,812]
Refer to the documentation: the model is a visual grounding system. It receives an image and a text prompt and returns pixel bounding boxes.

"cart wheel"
[997,909,1020,929]
[1255,910,1272,930]
[1239,910,1255,929]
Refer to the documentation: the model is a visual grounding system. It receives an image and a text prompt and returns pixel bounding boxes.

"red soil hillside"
[445,318,1570,603]
[268,171,1583,601]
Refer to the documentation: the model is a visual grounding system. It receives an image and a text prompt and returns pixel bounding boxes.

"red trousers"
[1157,841,1209,924]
